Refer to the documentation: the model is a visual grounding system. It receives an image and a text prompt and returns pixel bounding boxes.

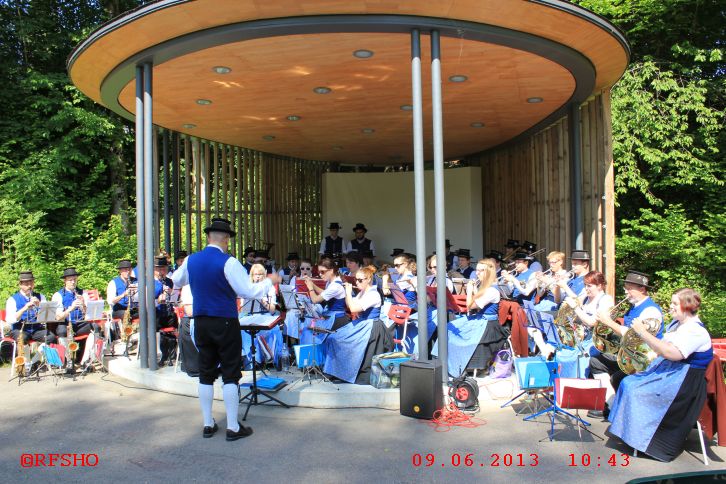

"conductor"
[172,217,277,441]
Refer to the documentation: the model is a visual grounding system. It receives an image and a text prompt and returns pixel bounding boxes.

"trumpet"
[497,268,519,285]
[593,297,629,354]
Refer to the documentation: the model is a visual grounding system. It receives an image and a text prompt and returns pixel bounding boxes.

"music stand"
[239,314,289,421]
[287,317,339,390]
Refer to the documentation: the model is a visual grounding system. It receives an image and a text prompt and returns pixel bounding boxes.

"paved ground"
[1,369,723,483]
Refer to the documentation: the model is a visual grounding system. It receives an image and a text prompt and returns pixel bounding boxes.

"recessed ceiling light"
[182,123,196,129]
[527,97,544,103]
[361,128,375,134]
[353,49,374,59]
[449,75,468,83]
[332,146,343,151]
[196,99,212,105]
[470,122,485,128]
[313,86,331,94]
[212,66,231,74]
[262,135,276,141]
[286,115,301,121]
[400,104,413,111]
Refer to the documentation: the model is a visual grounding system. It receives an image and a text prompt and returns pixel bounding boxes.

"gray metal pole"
[163,129,171,255]
[411,29,428,360]
[431,30,448,381]
[144,62,158,370]
[135,65,148,369]
[568,103,584,250]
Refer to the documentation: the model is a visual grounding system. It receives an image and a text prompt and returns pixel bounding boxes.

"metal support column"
[568,103,584,250]
[163,129,171,256]
[135,65,148,369]
[411,29,428,359]
[431,30,448,381]
[143,62,158,370]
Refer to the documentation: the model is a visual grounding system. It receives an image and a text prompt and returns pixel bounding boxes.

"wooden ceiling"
[69,0,629,164]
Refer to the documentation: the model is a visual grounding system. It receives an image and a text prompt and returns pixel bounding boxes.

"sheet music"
[296,295,321,319]
[85,300,105,321]
[238,313,280,329]
[36,301,60,322]
[279,286,297,309]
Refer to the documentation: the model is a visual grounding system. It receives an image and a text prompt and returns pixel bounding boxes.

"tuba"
[617,318,661,374]
[593,297,629,354]
[554,298,586,347]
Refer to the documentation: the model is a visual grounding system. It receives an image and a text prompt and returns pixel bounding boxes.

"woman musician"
[426,254,454,293]
[241,264,278,314]
[343,266,382,322]
[52,267,94,340]
[381,253,417,309]
[534,251,569,308]
[304,258,347,328]
[608,288,713,462]
[556,271,614,329]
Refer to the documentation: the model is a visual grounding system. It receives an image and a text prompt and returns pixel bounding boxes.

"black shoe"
[226,421,253,441]
[603,405,610,419]
[587,410,604,418]
[203,422,218,438]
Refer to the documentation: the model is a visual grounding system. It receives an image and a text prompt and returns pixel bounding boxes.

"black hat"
[328,222,341,230]
[154,256,168,267]
[361,250,374,258]
[456,248,471,258]
[570,250,591,261]
[390,248,404,257]
[522,240,537,253]
[505,239,520,249]
[19,271,35,282]
[244,247,256,257]
[117,259,133,270]
[60,267,80,279]
[204,217,236,237]
[286,252,300,261]
[514,251,533,261]
[621,270,652,289]
[485,250,505,263]
[445,239,453,248]
[352,223,368,233]
[174,250,188,260]
[255,250,269,259]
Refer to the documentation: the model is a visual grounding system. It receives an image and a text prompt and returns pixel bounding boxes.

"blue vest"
[324,236,344,255]
[460,266,474,279]
[321,280,346,316]
[11,291,41,330]
[512,269,535,303]
[568,275,585,297]
[472,302,499,320]
[112,276,130,311]
[154,277,172,316]
[623,297,663,338]
[57,288,84,324]
[188,246,238,318]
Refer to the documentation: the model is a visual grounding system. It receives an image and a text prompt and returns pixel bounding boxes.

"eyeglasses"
[393,263,405,268]
[355,278,366,283]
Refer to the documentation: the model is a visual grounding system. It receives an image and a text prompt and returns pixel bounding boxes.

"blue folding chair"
[41,344,65,385]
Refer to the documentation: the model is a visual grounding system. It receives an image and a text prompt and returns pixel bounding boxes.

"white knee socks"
[198,383,214,427]
[223,383,240,432]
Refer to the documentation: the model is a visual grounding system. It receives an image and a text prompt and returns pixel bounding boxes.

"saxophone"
[121,302,134,341]
[593,297,629,354]
[66,291,83,360]
[617,317,661,374]
[14,331,27,377]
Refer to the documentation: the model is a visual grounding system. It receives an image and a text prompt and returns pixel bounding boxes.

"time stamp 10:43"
[411,453,630,468]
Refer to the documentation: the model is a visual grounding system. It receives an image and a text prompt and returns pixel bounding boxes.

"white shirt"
[664,318,711,359]
[345,238,376,256]
[426,274,454,293]
[180,285,193,316]
[355,286,382,311]
[106,276,133,308]
[51,289,84,321]
[171,244,273,300]
[320,277,345,301]
[474,286,501,309]
[5,292,47,325]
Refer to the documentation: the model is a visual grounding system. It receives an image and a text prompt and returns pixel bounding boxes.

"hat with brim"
[505,239,520,249]
[445,239,453,248]
[19,271,35,282]
[390,248,404,257]
[514,252,533,261]
[286,252,300,261]
[352,223,367,233]
[570,250,591,261]
[244,247,255,257]
[255,250,269,259]
[60,267,80,279]
[456,249,471,258]
[522,240,537,253]
[204,217,236,237]
[485,250,505,263]
[174,250,188,260]
[621,270,653,289]
[328,222,341,230]
[117,260,133,270]
[154,256,168,267]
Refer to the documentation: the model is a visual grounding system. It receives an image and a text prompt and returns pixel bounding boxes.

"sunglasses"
[319,268,330,274]
[300,267,312,271]
[393,263,405,268]
[355,278,366,283]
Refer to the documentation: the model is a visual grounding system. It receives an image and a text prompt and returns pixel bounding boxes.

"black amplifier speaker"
[400,360,443,419]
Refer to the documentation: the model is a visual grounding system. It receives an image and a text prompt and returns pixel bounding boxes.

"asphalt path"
[1,370,723,483]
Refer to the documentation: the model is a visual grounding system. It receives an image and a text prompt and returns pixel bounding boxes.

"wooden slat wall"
[470,92,615,291]
[161,135,327,264]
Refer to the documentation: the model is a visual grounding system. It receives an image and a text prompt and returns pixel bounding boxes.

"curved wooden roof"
[68,0,629,164]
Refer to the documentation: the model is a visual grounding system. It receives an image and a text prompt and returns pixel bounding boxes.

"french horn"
[593,297,629,354]
[617,317,661,374]
[554,298,586,348]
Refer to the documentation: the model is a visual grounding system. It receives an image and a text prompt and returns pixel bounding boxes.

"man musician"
[346,223,375,257]
[172,217,280,441]
[278,252,300,282]
[6,270,50,343]
[106,259,137,321]
[52,267,93,340]
[319,222,346,256]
